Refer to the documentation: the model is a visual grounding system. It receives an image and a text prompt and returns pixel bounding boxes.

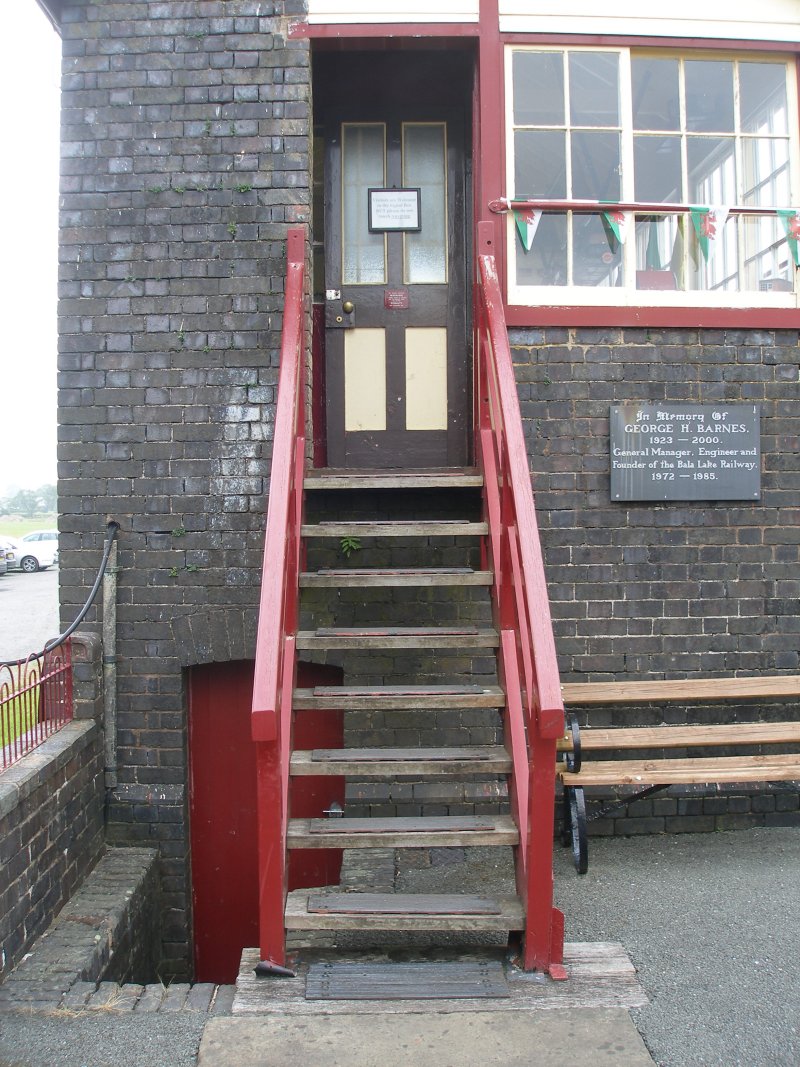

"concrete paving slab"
[198,1008,655,1067]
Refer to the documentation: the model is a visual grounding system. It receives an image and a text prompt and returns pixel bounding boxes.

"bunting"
[689,206,730,262]
[778,209,800,267]
[602,208,630,246]
[513,208,542,252]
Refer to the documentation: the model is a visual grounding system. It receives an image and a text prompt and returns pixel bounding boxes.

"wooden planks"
[561,753,800,787]
[301,520,488,538]
[293,685,505,710]
[287,815,519,849]
[291,747,511,776]
[562,675,800,706]
[558,722,800,752]
[300,567,492,588]
[233,943,648,1015]
[304,468,483,491]
[296,627,499,650]
[286,890,523,932]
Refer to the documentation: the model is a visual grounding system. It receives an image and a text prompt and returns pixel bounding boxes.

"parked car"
[21,529,59,546]
[0,536,58,573]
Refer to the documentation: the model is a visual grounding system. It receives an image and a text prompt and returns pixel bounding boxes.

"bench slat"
[562,676,800,706]
[561,753,800,787]
[557,722,800,752]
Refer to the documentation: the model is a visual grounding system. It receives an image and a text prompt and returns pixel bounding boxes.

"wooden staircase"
[285,467,521,941]
[251,225,566,977]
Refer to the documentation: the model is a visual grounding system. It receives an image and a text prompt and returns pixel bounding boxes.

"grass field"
[0,514,58,539]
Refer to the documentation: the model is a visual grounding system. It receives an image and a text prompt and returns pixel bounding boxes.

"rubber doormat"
[305,961,510,1000]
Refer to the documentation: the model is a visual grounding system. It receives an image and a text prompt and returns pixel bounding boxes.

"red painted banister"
[475,220,566,976]
[251,226,306,968]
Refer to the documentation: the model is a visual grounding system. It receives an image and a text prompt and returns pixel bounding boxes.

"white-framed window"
[505,46,800,307]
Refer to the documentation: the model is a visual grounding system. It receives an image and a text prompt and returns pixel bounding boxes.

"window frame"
[504,44,800,311]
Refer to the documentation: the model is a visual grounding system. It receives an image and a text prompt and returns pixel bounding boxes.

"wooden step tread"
[291,746,512,776]
[296,627,499,650]
[300,567,492,588]
[304,468,483,490]
[293,684,505,709]
[301,520,488,538]
[558,722,800,752]
[285,890,524,932]
[561,753,800,787]
[562,675,800,706]
[287,815,518,849]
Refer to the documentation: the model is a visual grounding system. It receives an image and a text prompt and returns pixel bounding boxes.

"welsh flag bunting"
[514,208,543,252]
[777,209,800,267]
[602,209,630,246]
[689,206,730,262]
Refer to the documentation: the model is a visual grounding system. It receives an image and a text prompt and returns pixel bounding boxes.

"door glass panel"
[405,328,447,430]
[342,124,386,284]
[403,124,447,284]
[344,329,386,431]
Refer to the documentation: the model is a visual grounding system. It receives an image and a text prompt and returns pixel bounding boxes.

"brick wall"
[58,0,311,978]
[0,634,105,980]
[510,326,799,682]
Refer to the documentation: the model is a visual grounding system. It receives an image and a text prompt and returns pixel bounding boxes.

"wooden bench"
[556,675,800,873]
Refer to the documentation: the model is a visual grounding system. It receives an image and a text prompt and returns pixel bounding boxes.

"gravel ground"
[553,827,800,1067]
[1,827,797,1067]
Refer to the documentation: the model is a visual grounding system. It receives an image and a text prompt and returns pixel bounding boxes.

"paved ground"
[0,566,59,661]
[1,828,798,1066]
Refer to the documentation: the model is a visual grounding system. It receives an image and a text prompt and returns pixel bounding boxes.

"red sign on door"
[384,288,410,310]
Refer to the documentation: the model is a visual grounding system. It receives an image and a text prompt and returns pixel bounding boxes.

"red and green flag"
[689,206,729,262]
[602,208,630,246]
[513,208,542,252]
[777,209,800,267]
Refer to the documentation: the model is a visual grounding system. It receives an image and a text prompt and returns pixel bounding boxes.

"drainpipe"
[103,535,118,789]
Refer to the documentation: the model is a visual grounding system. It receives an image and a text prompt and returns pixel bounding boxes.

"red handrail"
[475,221,566,975]
[0,641,73,770]
[251,226,306,968]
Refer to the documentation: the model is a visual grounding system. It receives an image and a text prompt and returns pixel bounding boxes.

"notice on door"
[610,404,761,502]
[368,188,421,232]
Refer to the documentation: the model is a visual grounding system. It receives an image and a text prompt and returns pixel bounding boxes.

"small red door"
[188,660,344,983]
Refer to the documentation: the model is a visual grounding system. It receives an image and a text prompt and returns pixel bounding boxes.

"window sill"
[503,302,800,330]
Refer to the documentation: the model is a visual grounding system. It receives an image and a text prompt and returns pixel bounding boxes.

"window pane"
[687,137,736,203]
[632,57,680,131]
[685,60,734,133]
[569,52,619,127]
[741,215,794,291]
[635,216,683,290]
[740,63,788,136]
[571,130,620,200]
[513,51,564,126]
[403,124,447,284]
[634,136,682,203]
[689,217,738,292]
[573,214,623,287]
[342,124,385,284]
[741,137,790,207]
[514,130,566,197]
[515,213,567,286]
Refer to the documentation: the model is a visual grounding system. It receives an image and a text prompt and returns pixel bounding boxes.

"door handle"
[325,297,356,329]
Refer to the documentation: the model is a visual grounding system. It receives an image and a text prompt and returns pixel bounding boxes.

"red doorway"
[188,659,344,983]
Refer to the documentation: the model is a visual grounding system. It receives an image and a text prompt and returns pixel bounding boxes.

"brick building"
[44,0,799,979]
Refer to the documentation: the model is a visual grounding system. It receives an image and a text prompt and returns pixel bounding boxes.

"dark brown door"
[324,110,469,468]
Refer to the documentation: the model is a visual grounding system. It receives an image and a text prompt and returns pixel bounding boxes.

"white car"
[0,535,58,573]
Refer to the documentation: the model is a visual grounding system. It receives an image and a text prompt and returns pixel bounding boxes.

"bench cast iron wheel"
[21,556,40,574]
[567,786,588,875]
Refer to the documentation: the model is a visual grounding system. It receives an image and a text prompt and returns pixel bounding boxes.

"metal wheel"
[21,556,39,574]
[566,786,589,875]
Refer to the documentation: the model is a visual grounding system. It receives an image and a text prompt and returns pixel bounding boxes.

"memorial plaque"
[610,404,760,502]
[384,288,409,310]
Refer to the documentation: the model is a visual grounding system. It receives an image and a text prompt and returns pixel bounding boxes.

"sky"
[0,4,61,496]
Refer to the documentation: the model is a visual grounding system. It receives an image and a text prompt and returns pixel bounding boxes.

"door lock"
[325,296,356,329]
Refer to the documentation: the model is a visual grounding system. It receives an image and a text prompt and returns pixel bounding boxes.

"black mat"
[305,961,510,1001]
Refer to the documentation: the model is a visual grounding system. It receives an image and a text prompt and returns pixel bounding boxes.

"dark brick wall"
[57,0,311,979]
[0,721,104,981]
[510,326,800,681]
